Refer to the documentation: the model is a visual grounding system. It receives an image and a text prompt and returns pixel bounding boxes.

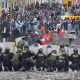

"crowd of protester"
[0,2,80,43]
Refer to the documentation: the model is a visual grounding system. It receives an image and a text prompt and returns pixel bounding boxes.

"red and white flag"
[60,29,65,37]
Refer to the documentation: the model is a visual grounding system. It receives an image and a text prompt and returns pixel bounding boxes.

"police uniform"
[29,51,35,71]
[70,49,80,71]
[3,48,14,71]
[21,50,30,71]
[34,48,46,71]
[47,50,59,72]
[56,53,69,72]
[21,46,35,71]
[12,48,22,71]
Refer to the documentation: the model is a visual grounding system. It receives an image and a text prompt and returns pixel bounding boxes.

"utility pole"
[10,0,12,33]
[41,0,42,3]
[62,0,64,15]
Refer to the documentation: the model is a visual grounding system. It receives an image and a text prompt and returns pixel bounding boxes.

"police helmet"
[5,48,10,52]
[38,48,43,53]
[51,50,57,53]
[47,45,51,48]
[24,45,29,49]
[73,48,78,53]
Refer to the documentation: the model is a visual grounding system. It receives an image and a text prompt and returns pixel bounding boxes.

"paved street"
[0,71,80,80]
[0,72,72,80]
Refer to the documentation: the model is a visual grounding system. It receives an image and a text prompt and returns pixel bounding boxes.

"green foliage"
[31,3,35,10]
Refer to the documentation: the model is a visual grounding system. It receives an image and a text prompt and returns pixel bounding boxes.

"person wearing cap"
[0,47,3,71]
[59,44,65,55]
[47,50,59,72]
[12,48,22,71]
[34,48,46,71]
[3,48,14,71]
[69,48,80,71]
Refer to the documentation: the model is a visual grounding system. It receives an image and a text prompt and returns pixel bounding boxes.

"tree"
[35,1,39,9]
[31,3,35,10]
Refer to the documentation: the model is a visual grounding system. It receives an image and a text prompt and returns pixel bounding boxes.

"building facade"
[72,0,80,5]
[55,0,62,4]
[0,0,49,11]
[0,0,18,12]
[2,0,80,12]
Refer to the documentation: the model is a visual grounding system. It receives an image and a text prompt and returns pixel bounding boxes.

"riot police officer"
[12,48,22,71]
[56,52,69,72]
[47,50,59,72]
[21,45,35,71]
[24,45,35,71]
[70,49,80,71]
[34,48,46,71]
[3,48,14,71]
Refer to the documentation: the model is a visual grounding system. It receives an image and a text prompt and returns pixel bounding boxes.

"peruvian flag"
[60,28,65,37]
[41,38,46,45]
[46,34,51,42]
[42,34,51,42]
